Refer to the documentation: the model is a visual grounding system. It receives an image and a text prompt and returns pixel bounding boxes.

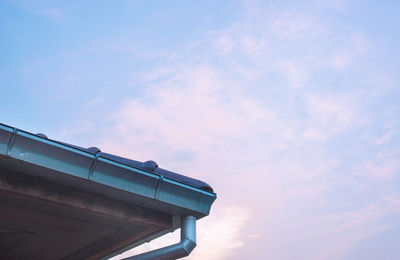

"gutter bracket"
[6,128,18,157]
[154,175,164,200]
[88,153,100,180]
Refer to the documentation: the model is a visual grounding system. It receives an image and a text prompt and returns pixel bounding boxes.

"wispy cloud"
[8,0,65,21]
[42,1,400,259]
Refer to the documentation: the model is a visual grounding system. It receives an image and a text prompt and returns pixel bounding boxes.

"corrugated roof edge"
[0,122,214,193]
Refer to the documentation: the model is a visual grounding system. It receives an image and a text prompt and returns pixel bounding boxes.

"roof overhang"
[0,123,216,259]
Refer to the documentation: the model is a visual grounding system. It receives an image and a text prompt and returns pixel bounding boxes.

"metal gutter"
[0,123,216,217]
[123,215,197,260]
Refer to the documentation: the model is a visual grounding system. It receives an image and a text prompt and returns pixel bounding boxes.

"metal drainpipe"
[123,215,196,260]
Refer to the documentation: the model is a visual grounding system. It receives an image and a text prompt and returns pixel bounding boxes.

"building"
[0,123,216,259]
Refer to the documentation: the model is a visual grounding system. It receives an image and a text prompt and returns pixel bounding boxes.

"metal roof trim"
[0,123,216,216]
[0,123,214,193]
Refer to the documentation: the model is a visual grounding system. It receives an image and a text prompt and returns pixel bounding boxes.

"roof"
[37,130,214,193]
[0,122,216,259]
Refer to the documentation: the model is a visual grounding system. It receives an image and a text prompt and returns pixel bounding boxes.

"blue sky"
[1,1,400,259]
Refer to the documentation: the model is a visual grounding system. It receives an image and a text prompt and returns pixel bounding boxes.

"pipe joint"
[123,215,197,260]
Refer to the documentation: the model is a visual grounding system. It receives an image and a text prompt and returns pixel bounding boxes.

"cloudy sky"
[1,0,400,259]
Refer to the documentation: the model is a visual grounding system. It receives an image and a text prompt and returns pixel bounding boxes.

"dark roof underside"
[0,167,172,260]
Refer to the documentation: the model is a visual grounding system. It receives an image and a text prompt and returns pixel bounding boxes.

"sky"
[1,0,400,259]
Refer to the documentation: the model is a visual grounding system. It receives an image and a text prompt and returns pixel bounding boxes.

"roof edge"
[0,123,216,217]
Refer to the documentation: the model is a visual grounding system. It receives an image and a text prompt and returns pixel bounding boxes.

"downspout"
[123,215,196,260]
